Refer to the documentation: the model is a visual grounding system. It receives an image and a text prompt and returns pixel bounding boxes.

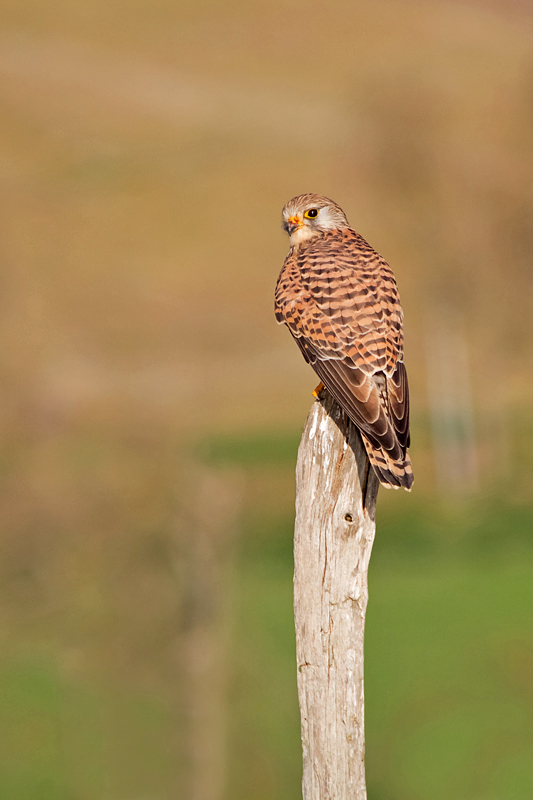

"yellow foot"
[312,382,324,398]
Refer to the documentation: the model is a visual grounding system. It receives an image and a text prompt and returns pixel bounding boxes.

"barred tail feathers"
[361,432,414,491]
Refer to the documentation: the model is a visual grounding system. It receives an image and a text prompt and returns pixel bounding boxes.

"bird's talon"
[312,382,324,398]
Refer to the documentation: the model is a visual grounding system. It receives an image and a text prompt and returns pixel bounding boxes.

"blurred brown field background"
[1,1,533,798]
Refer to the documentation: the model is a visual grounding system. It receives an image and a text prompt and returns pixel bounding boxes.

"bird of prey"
[275,193,413,490]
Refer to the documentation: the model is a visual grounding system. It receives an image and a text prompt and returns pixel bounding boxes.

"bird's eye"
[304,208,319,219]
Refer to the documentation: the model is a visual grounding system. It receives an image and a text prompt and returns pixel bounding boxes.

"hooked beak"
[284,215,302,236]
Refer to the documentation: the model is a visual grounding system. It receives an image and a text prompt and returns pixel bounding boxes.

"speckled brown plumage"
[275,194,413,489]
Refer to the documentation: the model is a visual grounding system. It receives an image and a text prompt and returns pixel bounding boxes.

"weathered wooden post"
[294,388,380,800]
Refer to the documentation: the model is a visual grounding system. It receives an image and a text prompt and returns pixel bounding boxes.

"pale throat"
[289,225,319,247]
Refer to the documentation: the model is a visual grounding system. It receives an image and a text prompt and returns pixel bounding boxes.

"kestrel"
[275,193,413,490]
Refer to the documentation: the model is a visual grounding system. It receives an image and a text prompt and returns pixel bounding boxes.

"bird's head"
[282,193,350,246]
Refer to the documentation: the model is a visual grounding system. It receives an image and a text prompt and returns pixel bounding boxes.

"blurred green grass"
[2,444,532,799]
[0,660,177,800]
[4,432,532,800]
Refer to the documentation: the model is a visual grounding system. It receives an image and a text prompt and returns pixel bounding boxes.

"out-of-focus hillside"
[0,1,532,798]
[1,0,532,446]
